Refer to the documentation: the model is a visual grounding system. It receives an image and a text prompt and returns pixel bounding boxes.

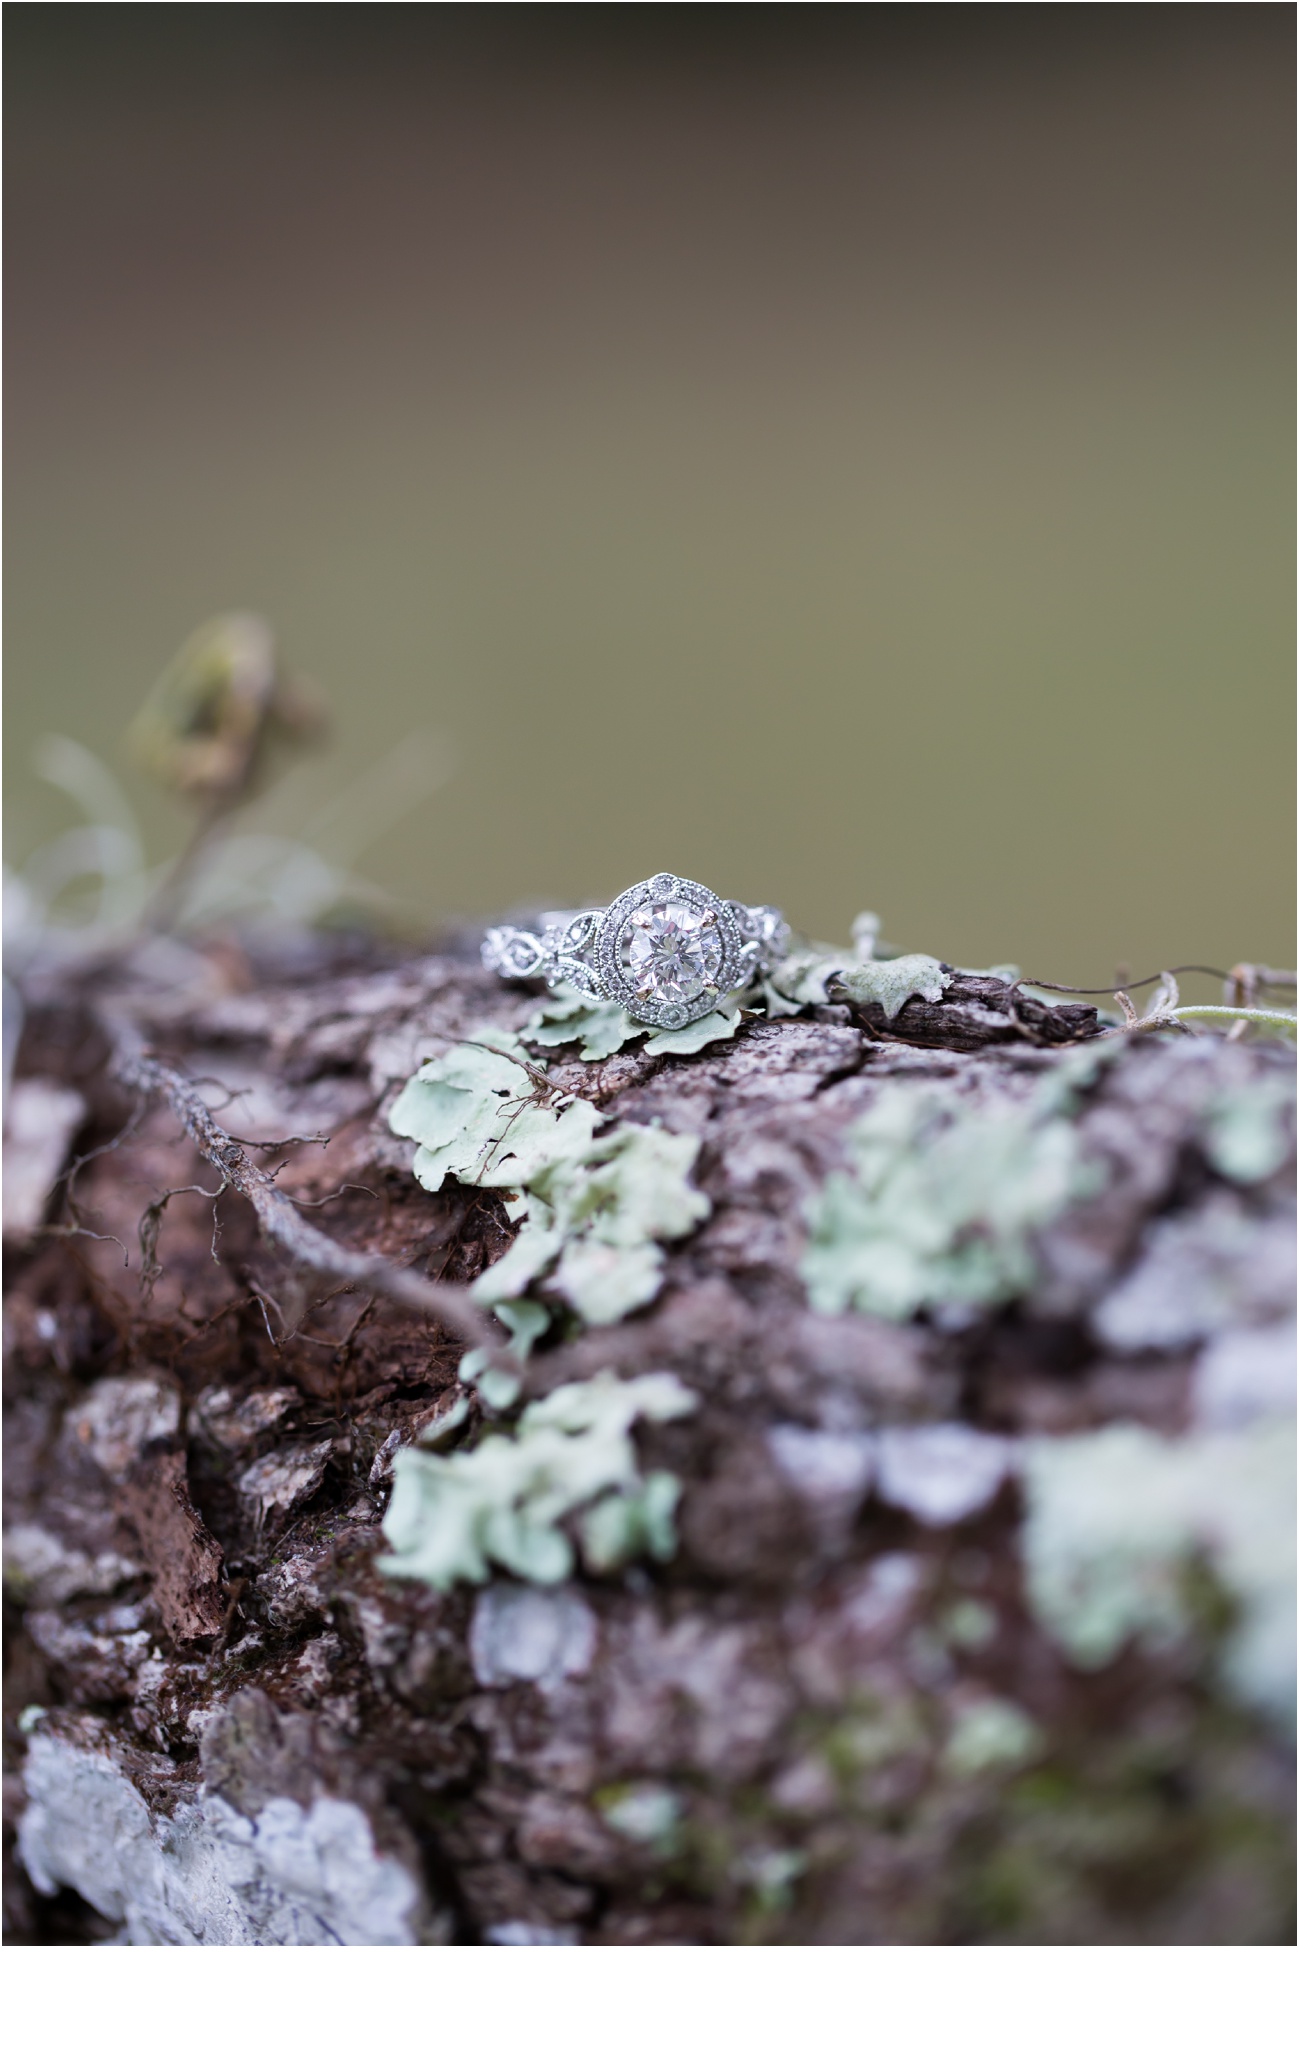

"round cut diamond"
[621,896,724,1006]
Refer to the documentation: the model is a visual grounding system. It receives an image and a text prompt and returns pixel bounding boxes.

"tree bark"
[3,933,1294,1945]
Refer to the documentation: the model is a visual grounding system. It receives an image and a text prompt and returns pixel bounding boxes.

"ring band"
[482,872,789,1031]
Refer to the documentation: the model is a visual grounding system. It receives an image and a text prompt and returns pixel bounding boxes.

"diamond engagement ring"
[482,873,790,1031]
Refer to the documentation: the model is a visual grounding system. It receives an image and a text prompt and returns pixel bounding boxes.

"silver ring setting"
[482,872,789,1030]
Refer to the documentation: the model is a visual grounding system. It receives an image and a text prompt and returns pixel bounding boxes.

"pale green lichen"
[944,1698,1042,1778]
[527,985,742,1062]
[1201,1076,1294,1185]
[390,1031,711,1336]
[822,1693,929,1786]
[756,910,915,1017]
[493,1298,551,1361]
[1020,1418,1296,1729]
[473,1119,710,1328]
[642,1005,743,1057]
[419,1394,472,1445]
[380,1371,699,1591]
[764,944,857,1013]
[735,1846,808,1915]
[537,1120,712,1252]
[527,989,645,1063]
[1171,1006,1297,1034]
[598,1783,683,1849]
[389,1031,601,1191]
[456,1352,524,1415]
[578,1469,685,1572]
[801,1055,1106,1321]
[941,1598,999,1652]
[1024,1036,1123,1117]
[831,954,952,1020]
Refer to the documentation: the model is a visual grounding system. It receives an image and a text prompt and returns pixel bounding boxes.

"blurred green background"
[4,5,1294,984]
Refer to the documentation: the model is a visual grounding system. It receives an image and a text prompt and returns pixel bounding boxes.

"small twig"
[184,1078,254,1110]
[1226,963,1296,1010]
[1108,998,1295,1039]
[240,1131,332,1152]
[38,1220,131,1265]
[138,1181,226,1302]
[1171,1006,1297,1032]
[104,1015,500,1355]
[1109,973,1192,1036]
[251,1292,279,1348]
[42,1122,141,1263]
[1020,964,1231,997]
[54,1102,149,1199]
[50,1104,149,1263]
[1026,963,1296,1044]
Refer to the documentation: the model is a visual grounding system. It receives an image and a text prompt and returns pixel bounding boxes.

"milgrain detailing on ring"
[482,873,789,1029]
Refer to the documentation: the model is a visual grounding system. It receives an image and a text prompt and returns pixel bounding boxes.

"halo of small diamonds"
[595,873,742,1028]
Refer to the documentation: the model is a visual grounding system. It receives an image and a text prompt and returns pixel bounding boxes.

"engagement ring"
[482,873,789,1031]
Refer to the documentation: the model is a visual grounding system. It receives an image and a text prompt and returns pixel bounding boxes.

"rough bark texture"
[3,932,1294,1945]
[832,969,1103,1052]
